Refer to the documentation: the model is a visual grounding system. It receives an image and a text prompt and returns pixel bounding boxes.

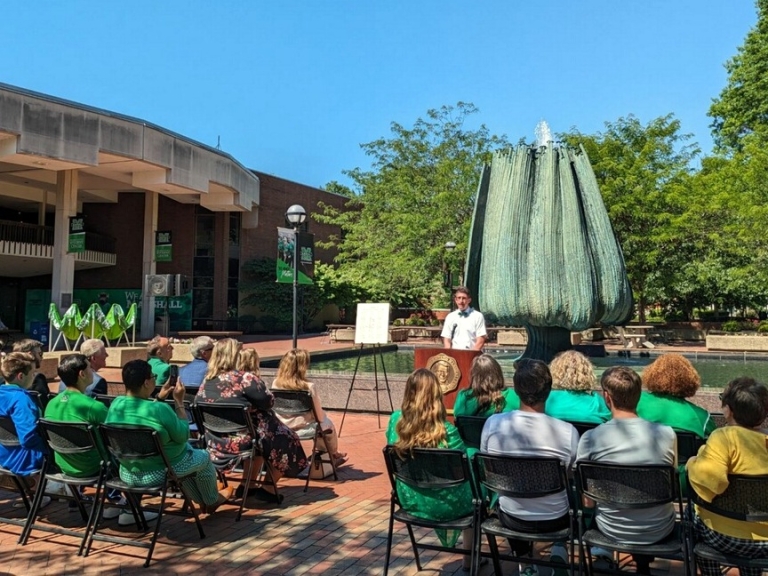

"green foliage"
[721,320,743,332]
[709,0,768,150]
[315,103,509,307]
[758,321,768,333]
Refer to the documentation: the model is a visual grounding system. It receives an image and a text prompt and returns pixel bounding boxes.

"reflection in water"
[309,351,768,389]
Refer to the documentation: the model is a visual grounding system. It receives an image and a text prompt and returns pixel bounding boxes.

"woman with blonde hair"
[195,339,306,503]
[545,350,610,423]
[237,348,260,376]
[271,349,346,465]
[638,353,715,438]
[386,368,474,567]
[453,353,519,417]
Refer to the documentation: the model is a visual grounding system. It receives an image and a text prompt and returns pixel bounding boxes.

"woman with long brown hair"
[385,368,474,567]
[453,353,519,417]
[271,349,346,465]
[195,339,307,503]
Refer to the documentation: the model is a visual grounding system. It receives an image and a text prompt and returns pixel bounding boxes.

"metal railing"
[0,220,116,253]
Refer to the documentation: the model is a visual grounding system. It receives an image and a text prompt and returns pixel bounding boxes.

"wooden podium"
[414,348,481,414]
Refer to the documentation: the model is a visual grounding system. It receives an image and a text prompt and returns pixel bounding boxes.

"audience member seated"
[13,339,51,408]
[178,336,214,388]
[107,359,231,514]
[481,359,578,574]
[546,350,610,424]
[576,367,677,573]
[57,339,109,397]
[0,352,48,505]
[271,348,347,466]
[195,339,307,503]
[637,353,715,439]
[687,377,768,576]
[386,368,475,569]
[237,348,260,376]
[146,335,174,390]
[453,353,519,417]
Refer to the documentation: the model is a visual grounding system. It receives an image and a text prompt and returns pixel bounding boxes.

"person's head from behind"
[13,338,43,368]
[453,286,472,312]
[513,358,552,408]
[81,338,109,372]
[190,336,214,362]
[237,348,261,376]
[641,353,700,399]
[469,353,506,413]
[721,377,768,429]
[395,369,447,457]
[205,338,242,379]
[600,366,642,412]
[147,335,173,362]
[275,349,310,388]
[549,350,596,392]
[122,359,155,397]
[58,354,93,391]
[1,352,36,388]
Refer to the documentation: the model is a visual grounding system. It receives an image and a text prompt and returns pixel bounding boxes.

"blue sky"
[3,1,759,190]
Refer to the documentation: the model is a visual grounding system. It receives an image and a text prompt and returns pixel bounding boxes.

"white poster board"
[355,303,391,344]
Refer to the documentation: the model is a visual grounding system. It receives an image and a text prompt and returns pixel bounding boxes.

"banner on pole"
[276,227,313,285]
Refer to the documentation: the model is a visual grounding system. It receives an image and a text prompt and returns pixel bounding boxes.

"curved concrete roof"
[0,82,259,211]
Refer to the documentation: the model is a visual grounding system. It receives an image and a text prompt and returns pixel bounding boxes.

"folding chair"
[565,420,599,438]
[382,445,480,575]
[194,402,280,521]
[84,424,205,567]
[0,415,42,527]
[454,415,488,451]
[94,394,117,408]
[688,474,768,574]
[19,420,107,554]
[271,389,338,492]
[473,453,579,576]
[575,462,692,576]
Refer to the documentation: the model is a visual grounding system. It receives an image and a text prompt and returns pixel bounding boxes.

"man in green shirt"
[146,336,174,387]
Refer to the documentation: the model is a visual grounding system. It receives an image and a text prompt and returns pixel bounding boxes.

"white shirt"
[441,308,487,349]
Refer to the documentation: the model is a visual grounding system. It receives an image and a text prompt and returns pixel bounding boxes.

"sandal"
[334,454,349,467]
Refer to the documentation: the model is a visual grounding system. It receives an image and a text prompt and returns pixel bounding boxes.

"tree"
[564,115,700,321]
[709,0,768,151]
[315,103,509,307]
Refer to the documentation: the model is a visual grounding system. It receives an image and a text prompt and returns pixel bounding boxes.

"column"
[140,192,158,339]
[51,171,78,309]
[212,212,230,325]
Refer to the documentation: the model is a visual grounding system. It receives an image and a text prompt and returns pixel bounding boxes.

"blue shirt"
[0,384,46,475]
[58,372,108,397]
[178,358,208,387]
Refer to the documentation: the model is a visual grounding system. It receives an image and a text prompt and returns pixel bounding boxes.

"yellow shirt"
[687,425,768,540]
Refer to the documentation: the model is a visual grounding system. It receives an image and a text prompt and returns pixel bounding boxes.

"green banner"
[68,233,85,253]
[155,244,173,262]
[277,227,313,285]
[276,258,313,285]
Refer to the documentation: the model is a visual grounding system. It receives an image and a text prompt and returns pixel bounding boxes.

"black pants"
[497,507,570,556]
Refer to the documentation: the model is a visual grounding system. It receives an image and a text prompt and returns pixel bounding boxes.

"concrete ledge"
[707,334,768,352]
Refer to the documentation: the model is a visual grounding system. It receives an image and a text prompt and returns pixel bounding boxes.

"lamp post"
[444,241,456,310]
[286,204,307,349]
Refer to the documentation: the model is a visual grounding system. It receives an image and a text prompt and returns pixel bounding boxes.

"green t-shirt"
[453,387,520,417]
[148,357,171,387]
[105,396,189,472]
[637,391,716,439]
[545,389,611,424]
[44,389,109,477]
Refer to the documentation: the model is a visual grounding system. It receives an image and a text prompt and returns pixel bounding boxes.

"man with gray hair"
[57,339,109,397]
[178,335,214,388]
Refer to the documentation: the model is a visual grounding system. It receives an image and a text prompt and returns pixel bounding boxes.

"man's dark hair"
[513,358,552,407]
[722,377,768,428]
[122,359,152,393]
[454,286,471,298]
[601,366,642,411]
[57,354,89,388]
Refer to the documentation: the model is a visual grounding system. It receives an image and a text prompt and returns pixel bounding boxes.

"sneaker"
[520,565,539,576]
[118,510,159,526]
[550,544,568,576]
[13,495,51,509]
[46,480,70,499]
[103,499,127,519]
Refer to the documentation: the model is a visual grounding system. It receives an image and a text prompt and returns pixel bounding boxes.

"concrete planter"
[389,328,409,342]
[707,333,768,352]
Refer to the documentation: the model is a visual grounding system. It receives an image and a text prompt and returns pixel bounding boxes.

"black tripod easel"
[338,343,394,436]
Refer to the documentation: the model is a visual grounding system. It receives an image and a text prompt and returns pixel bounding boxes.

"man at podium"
[441,287,487,351]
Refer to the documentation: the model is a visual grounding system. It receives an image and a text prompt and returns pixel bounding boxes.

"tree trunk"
[638,289,647,323]
[522,325,572,363]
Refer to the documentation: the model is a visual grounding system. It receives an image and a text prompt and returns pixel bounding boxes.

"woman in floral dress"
[195,339,307,502]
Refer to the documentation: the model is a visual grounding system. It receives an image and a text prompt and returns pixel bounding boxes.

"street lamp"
[444,241,456,310]
[286,204,307,349]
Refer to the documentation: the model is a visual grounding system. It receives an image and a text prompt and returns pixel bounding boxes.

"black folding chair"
[473,453,578,576]
[19,420,107,553]
[0,415,42,526]
[688,474,768,573]
[382,445,480,575]
[195,402,280,520]
[84,424,205,567]
[575,462,692,576]
[564,420,600,438]
[454,416,488,450]
[272,389,338,491]
[94,394,117,408]
[675,431,705,462]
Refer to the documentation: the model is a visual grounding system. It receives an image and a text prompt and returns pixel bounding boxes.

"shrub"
[393,318,404,327]
[758,321,768,333]
[721,320,742,332]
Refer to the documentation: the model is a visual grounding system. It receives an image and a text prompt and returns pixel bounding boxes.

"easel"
[338,302,394,436]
